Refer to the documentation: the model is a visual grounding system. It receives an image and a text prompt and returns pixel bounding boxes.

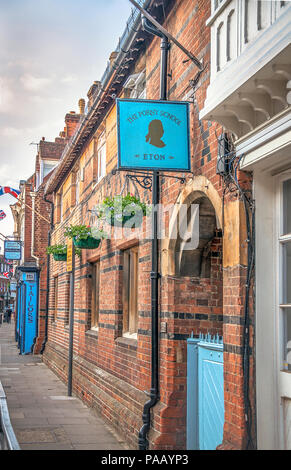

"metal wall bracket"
[112,168,187,192]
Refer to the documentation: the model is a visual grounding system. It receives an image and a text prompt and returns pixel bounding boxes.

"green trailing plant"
[64,225,107,241]
[64,224,107,250]
[97,193,149,227]
[46,244,81,258]
[46,244,67,256]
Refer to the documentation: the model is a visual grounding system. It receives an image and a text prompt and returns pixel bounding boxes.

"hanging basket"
[106,212,143,228]
[53,253,67,261]
[73,236,101,249]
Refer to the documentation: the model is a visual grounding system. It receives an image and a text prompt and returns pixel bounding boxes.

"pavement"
[0,322,126,450]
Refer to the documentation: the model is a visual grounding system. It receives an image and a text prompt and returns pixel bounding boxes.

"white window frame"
[123,71,146,99]
[277,172,291,369]
[75,170,80,206]
[40,159,57,184]
[60,192,63,222]
[97,133,106,182]
[275,169,291,449]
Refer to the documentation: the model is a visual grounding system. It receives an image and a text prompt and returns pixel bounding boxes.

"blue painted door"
[17,271,39,355]
[187,334,224,450]
[198,338,224,450]
[15,283,22,343]
[186,337,199,450]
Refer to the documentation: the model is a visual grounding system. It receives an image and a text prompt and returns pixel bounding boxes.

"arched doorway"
[159,177,224,449]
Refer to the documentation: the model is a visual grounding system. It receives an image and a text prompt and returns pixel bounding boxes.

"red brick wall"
[43,0,255,451]
[32,185,52,353]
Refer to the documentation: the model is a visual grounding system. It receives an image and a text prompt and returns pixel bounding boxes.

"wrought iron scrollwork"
[127,174,153,191]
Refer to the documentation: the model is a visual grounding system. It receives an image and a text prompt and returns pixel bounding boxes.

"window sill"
[115,336,137,351]
[92,175,105,191]
[85,329,99,340]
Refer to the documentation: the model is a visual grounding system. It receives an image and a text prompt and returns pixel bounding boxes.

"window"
[91,261,100,329]
[279,178,291,371]
[60,192,63,222]
[97,133,106,182]
[75,170,80,205]
[226,10,235,62]
[53,276,58,322]
[123,71,146,99]
[122,247,139,338]
[40,160,57,186]
[56,191,63,223]
[43,162,56,178]
[216,22,223,72]
[213,0,224,13]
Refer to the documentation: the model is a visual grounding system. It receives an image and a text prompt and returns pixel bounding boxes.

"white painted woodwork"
[200,0,291,140]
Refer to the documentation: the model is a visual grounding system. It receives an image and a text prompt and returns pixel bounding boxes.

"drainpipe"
[40,196,54,354]
[138,17,169,451]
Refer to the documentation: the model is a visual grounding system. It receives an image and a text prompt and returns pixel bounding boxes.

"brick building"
[0,255,11,314]
[41,0,258,450]
[10,126,77,352]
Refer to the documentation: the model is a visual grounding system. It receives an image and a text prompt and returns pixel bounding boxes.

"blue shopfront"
[15,266,39,355]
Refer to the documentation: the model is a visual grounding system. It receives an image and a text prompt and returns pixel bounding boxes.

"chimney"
[87,81,101,109]
[109,51,118,68]
[78,98,85,115]
[64,111,81,139]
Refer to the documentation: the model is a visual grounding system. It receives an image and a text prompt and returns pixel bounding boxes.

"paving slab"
[0,323,126,450]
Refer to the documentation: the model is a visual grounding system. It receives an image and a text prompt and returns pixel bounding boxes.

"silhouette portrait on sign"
[145,119,166,148]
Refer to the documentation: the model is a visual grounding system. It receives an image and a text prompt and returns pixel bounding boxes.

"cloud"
[61,75,78,84]
[0,77,13,112]
[0,0,133,239]
[20,73,54,92]
[0,127,22,137]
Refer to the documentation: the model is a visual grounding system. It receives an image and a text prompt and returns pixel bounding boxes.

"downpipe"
[40,197,54,355]
[138,17,169,451]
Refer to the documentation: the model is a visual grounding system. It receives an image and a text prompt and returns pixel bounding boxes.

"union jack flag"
[0,210,6,220]
[0,186,20,199]
[2,272,9,279]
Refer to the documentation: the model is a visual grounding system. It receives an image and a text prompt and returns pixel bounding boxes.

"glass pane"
[282,242,291,304]
[283,179,291,235]
[43,163,55,178]
[283,308,291,371]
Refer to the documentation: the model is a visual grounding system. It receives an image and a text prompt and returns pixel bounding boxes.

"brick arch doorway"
[157,176,225,450]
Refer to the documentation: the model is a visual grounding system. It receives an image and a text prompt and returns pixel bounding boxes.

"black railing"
[0,381,20,450]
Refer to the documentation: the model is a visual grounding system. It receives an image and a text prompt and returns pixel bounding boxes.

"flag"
[3,272,9,279]
[0,186,20,199]
[0,209,6,220]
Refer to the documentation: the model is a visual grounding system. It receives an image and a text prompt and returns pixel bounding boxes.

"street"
[0,322,126,450]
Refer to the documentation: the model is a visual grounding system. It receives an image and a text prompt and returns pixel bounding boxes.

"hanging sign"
[117,99,191,172]
[67,239,73,273]
[4,240,22,260]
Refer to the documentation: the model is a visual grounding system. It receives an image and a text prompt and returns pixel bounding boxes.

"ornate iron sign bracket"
[112,168,186,192]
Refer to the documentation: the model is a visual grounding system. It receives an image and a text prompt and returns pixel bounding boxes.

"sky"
[0,0,133,250]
